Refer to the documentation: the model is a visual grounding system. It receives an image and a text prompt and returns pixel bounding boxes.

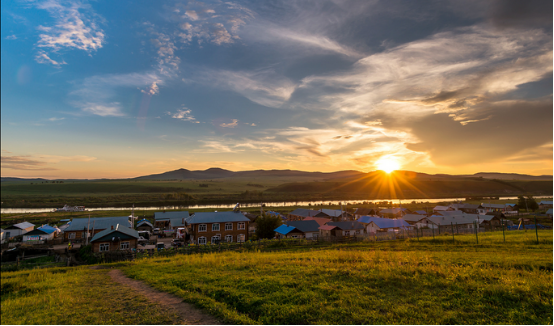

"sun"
[376,157,401,173]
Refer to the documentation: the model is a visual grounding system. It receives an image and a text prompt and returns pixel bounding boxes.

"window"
[237,234,245,242]
[99,243,110,252]
[212,223,220,231]
[238,222,245,230]
[198,237,207,245]
[291,235,298,239]
[120,241,130,250]
[225,235,233,242]
[312,233,318,239]
[225,223,233,231]
[198,224,207,232]
[68,232,76,239]
[211,235,220,244]
[356,230,361,235]
[345,230,350,236]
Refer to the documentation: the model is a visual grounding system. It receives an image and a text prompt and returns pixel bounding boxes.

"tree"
[255,213,283,239]
[517,195,538,212]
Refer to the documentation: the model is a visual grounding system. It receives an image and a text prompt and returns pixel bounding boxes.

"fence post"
[474,221,478,244]
[416,228,419,241]
[451,222,454,242]
[502,218,506,243]
[456,223,459,234]
[432,225,435,240]
[534,215,539,244]
[438,224,441,235]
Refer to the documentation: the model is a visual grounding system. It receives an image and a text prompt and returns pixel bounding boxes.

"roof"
[402,214,426,222]
[266,211,284,217]
[546,208,553,215]
[327,221,365,230]
[154,211,189,221]
[433,206,452,211]
[91,224,139,242]
[24,228,50,236]
[186,211,250,224]
[426,214,483,226]
[379,208,403,214]
[274,224,296,235]
[288,208,330,218]
[318,225,338,231]
[357,215,381,224]
[414,210,427,215]
[354,208,377,215]
[7,222,35,230]
[539,201,553,205]
[243,213,259,221]
[136,219,153,228]
[38,225,58,234]
[369,218,411,229]
[286,220,321,233]
[303,216,332,226]
[65,216,131,232]
[320,209,351,217]
[450,203,480,209]
[481,203,506,209]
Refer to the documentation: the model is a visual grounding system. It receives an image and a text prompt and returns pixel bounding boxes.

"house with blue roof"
[287,208,330,221]
[154,211,190,235]
[22,225,59,242]
[365,218,411,233]
[274,220,321,239]
[64,216,131,242]
[539,201,553,210]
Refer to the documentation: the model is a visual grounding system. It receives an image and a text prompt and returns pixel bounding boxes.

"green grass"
[118,230,553,325]
[1,267,180,324]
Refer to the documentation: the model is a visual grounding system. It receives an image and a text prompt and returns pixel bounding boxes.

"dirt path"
[108,269,222,325]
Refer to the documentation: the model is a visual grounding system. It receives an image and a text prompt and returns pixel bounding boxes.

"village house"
[64,216,131,242]
[433,206,455,213]
[539,201,553,210]
[365,218,411,234]
[320,209,354,221]
[287,208,330,221]
[449,203,480,214]
[546,208,553,219]
[3,222,35,239]
[277,220,321,239]
[22,225,59,242]
[186,211,250,244]
[378,207,408,218]
[320,221,365,237]
[353,208,379,220]
[401,214,428,229]
[426,213,488,229]
[243,213,259,238]
[479,203,507,214]
[414,210,428,215]
[303,216,332,226]
[153,211,189,236]
[136,219,154,233]
[90,224,139,253]
[274,224,302,239]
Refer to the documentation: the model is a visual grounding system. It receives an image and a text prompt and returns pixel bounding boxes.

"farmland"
[2,231,551,324]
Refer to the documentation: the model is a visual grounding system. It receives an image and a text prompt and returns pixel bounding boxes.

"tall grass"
[121,231,553,324]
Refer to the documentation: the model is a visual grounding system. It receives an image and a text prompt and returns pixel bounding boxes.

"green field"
[4,231,550,325]
[1,174,551,208]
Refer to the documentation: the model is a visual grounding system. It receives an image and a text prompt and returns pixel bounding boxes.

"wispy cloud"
[35,50,66,66]
[220,119,238,128]
[5,35,17,40]
[81,103,125,117]
[33,0,104,65]
[1,155,56,171]
[169,107,199,123]
[48,117,65,121]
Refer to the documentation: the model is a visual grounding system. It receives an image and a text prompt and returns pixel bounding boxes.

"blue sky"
[1,0,552,178]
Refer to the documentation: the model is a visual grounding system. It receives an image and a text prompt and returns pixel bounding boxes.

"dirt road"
[108,269,221,325]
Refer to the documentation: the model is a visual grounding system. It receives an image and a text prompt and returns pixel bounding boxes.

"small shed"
[274,224,303,239]
[90,224,139,253]
[136,219,154,233]
[325,221,365,237]
[4,222,35,238]
[366,218,411,233]
[23,225,58,242]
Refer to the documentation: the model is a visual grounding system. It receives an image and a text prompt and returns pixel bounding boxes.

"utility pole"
[85,214,91,246]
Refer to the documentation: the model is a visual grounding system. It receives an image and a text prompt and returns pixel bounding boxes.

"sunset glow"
[376,158,401,173]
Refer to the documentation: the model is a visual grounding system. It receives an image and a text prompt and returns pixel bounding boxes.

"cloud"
[185,10,199,21]
[220,119,238,128]
[33,0,104,65]
[191,68,296,108]
[141,82,159,96]
[5,35,17,40]
[81,103,125,117]
[48,117,65,121]
[487,0,553,29]
[1,155,57,171]
[35,51,67,66]
[169,108,198,123]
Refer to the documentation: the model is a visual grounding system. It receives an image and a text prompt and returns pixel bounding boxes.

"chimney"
[111,225,114,230]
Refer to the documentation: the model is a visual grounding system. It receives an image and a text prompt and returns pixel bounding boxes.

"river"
[1,196,551,214]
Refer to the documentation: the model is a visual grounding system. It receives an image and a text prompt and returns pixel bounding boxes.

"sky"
[1,0,553,179]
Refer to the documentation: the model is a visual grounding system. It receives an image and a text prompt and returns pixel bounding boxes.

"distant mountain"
[469,173,553,181]
[133,168,366,180]
[1,177,47,182]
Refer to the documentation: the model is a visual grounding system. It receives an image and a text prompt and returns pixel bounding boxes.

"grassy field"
[1,267,180,324]
[120,231,553,324]
[2,175,551,208]
[1,231,552,324]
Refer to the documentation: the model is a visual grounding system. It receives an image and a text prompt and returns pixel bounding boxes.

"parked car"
[156,242,165,251]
